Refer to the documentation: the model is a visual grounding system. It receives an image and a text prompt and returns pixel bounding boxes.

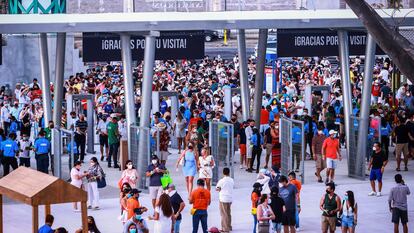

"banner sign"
[277,29,385,57]
[82,31,205,62]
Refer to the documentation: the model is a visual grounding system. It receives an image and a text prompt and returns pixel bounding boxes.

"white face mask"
[151,160,157,165]
[127,164,133,169]
[373,146,377,151]
[318,130,323,135]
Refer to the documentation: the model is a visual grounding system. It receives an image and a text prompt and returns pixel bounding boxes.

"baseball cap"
[329,130,337,135]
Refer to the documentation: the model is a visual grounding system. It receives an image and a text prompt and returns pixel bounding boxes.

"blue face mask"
[135,215,142,221]
[129,229,137,233]
[344,195,348,201]
[127,194,132,198]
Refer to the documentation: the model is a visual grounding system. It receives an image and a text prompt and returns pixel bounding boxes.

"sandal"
[396,168,401,172]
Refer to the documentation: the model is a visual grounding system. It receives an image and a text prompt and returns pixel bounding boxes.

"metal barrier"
[280,117,305,184]
[61,129,75,172]
[208,121,234,186]
[130,126,160,192]
[51,128,75,180]
[349,116,365,180]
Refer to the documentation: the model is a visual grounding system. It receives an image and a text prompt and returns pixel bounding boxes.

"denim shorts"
[272,222,282,232]
[341,215,354,228]
[369,168,383,182]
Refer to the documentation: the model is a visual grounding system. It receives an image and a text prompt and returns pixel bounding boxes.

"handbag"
[190,208,197,215]
[251,208,257,215]
[97,176,107,188]
[257,222,270,233]
[160,172,173,188]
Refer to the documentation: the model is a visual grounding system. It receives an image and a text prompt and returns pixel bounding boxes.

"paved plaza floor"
[2,147,413,232]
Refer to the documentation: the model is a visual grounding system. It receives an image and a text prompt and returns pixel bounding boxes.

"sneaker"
[87,206,92,209]
[296,227,301,232]
[73,209,81,212]
[240,165,243,169]
[93,206,100,210]
[376,192,381,197]
[368,191,376,196]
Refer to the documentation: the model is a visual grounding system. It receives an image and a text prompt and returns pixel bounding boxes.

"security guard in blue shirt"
[0,133,19,176]
[34,131,51,174]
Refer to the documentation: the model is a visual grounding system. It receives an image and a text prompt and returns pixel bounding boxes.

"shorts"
[272,222,282,232]
[326,158,337,169]
[392,208,408,224]
[266,143,273,156]
[282,209,296,226]
[321,216,336,232]
[341,215,354,228]
[395,143,409,159]
[149,186,163,200]
[99,135,108,146]
[369,168,383,182]
[315,154,326,170]
[239,144,246,156]
[159,151,169,161]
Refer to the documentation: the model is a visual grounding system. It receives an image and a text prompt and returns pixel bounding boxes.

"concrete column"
[357,33,376,172]
[237,29,250,121]
[137,34,156,189]
[337,30,352,160]
[39,33,52,125]
[52,33,66,129]
[121,33,137,159]
[253,29,268,129]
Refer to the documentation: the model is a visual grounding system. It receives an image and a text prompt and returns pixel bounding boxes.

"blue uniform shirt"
[380,123,392,137]
[0,139,19,157]
[9,121,18,134]
[38,224,53,233]
[34,138,51,154]
[292,126,302,144]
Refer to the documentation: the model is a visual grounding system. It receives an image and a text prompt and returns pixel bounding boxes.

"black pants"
[382,135,390,159]
[75,133,86,161]
[19,157,30,167]
[305,134,313,157]
[3,122,10,136]
[36,154,49,174]
[108,142,120,167]
[251,146,262,171]
[2,157,18,176]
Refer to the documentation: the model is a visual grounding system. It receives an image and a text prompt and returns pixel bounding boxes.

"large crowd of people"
[0,53,411,233]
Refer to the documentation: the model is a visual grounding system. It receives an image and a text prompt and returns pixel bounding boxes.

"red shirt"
[371,85,380,97]
[322,137,339,159]
[260,109,269,125]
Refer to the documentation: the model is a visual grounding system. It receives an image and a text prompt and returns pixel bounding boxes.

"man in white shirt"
[216,167,234,233]
[1,102,11,135]
[245,120,254,170]
[96,115,109,161]
[118,115,128,140]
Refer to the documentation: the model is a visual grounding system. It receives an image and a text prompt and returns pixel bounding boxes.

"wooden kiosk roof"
[0,167,89,233]
[0,167,87,205]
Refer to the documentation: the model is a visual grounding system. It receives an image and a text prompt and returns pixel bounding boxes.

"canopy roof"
[0,9,414,34]
[0,167,87,206]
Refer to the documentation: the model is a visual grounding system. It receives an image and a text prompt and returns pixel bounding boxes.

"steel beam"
[253,29,268,128]
[357,33,376,172]
[52,32,66,130]
[137,34,156,189]
[39,33,52,126]
[121,33,137,160]
[237,29,250,121]
[337,30,352,161]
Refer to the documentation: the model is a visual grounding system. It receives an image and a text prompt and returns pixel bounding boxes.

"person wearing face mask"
[18,133,32,167]
[126,189,148,220]
[70,161,87,212]
[368,142,388,197]
[85,157,105,210]
[340,191,357,233]
[322,130,341,184]
[120,160,139,188]
[278,175,298,233]
[146,155,167,209]
[123,208,149,233]
[176,143,198,194]
[320,182,342,233]
[312,126,327,183]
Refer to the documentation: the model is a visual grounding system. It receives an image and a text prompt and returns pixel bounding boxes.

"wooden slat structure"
[0,167,88,233]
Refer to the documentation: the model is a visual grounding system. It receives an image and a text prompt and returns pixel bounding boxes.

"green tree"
[345,0,414,81]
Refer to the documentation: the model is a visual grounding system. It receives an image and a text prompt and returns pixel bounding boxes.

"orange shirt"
[126,197,141,219]
[322,137,339,159]
[290,179,302,193]
[190,188,211,210]
[251,192,260,208]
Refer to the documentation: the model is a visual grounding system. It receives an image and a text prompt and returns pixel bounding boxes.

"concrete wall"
[0,34,87,87]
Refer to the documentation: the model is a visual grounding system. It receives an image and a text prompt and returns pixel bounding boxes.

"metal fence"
[51,128,75,180]
[130,126,161,192]
[209,121,234,186]
[280,117,305,184]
